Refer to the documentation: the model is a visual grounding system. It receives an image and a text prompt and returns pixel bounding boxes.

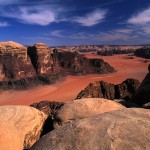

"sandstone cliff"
[0,41,115,90]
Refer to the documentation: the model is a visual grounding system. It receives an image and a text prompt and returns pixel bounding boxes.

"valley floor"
[0,54,148,105]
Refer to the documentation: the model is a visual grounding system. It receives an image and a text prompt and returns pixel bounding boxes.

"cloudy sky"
[0,0,150,46]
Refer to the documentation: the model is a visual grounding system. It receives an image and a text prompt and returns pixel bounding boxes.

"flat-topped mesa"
[0,41,35,81]
[28,43,54,75]
[57,51,115,74]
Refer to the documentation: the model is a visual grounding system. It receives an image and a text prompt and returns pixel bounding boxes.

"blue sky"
[0,0,150,46]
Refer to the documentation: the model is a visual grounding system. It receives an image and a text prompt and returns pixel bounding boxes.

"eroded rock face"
[0,41,116,90]
[54,98,125,126]
[28,43,54,74]
[0,41,35,81]
[132,64,150,105]
[30,101,64,116]
[30,108,150,150]
[76,78,140,101]
[57,51,115,74]
[0,105,47,150]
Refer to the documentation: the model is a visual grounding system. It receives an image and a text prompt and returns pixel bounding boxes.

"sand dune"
[0,54,148,105]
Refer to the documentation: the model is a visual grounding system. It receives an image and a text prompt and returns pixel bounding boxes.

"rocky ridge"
[76,78,140,101]
[0,41,115,90]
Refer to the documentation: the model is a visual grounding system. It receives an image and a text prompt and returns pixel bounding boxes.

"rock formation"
[54,98,125,126]
[0,41,116,90]
[132,64,150,105]
[134,47,150,59]
[57,51,115,74]
[27,43,54,74]
[30,101,64,116]
[0,41,35,80]
[30,108,150,150]
[30,101,64,136]
[0,105,47,150]
[76,78,140,100]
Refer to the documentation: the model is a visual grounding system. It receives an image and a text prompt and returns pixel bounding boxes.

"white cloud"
[51,30,65,38]
[0,21,9,27]
[128,7,150,25]
[0,6,57,26]
[73,9,107,27]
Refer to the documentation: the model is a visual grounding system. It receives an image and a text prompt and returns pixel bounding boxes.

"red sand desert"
[0,54,149,105]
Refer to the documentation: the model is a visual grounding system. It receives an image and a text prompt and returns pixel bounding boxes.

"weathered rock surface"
[30,108,150,150]
[132,64,150,105]
[55,98,125,126]
[0,41,115,90]
[0,41,35,81]
[0,105,47,150]
[27,43,54,74]
[31,101,64,116]
[31,101,64,136]
[57,51,115,74]
[76,78,140,100]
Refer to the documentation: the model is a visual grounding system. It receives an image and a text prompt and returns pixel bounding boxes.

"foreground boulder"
[132,64,150,105]
[76,78,140,100]
[30,108,150,150]
[55,98,125,126]
[0,105,47,150]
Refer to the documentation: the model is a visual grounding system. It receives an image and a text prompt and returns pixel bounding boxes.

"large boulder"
[30,108,150,150]
[76,78,140,100]
[0,105,47,150]
[132,64,150,105]
[55,98,125,126]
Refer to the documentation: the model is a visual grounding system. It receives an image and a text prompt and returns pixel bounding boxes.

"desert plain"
[0,53,148,105]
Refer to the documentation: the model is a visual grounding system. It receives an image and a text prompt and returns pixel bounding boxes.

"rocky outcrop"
[27,43,55,74]
[0,41,35,80]
[0,41,115,90]
[97,49,135,56]
[134,47,150,59]
[0,105,47,150]
[132,64,150,105]
[30,108,150,150]
[76,78,140,100]
[30,101,64,116]
[54,98,125,127]
[30,101,64,136]
[57,51,115,74]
